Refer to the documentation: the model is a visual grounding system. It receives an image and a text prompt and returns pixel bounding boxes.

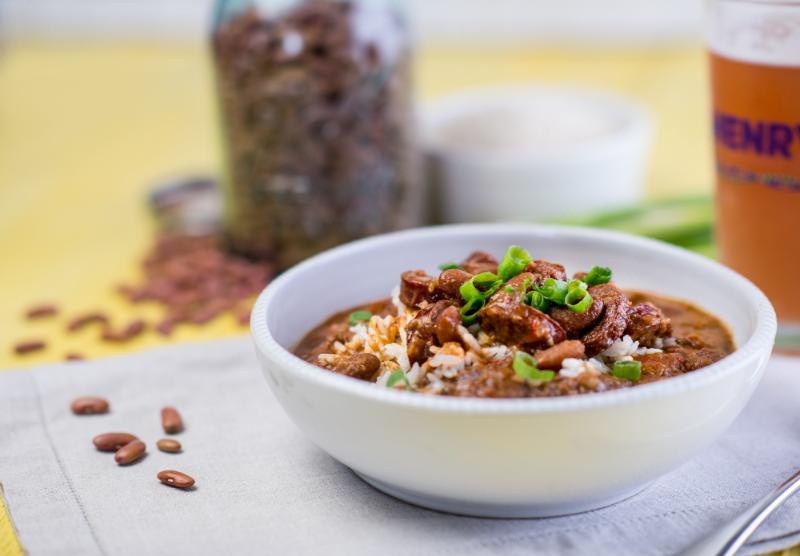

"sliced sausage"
[526,259,567,283]
[399,270,437,307]
[625,303,672,347]
[638,351,687,378]
[549,298,604,337]
[481,275,566,349]
[535,340,586,370]
[406,300,457,363]
[333,353,381,381]
[460,251,498,275]
[581,284,631,357]
[435,269,473,300]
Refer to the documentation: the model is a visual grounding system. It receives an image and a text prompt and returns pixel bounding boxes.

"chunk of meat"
[640,345,726,379]
[481,274,566,348]
[461,251,498,275]
[451,360,531,398]
[626,303,671,347]
[549,298,604,337]
[638,351,687,378]
[406,300,457,363]
[526,260,567,283]
[535,340,586,370]
[333,353,381,381]
[581,283,631,357]
[400,270,437,307]
[436,305,462,344]
[435,269,473,300]
[667,346,726,371]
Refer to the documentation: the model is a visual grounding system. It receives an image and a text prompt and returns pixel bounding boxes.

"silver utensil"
[682,469,800,556]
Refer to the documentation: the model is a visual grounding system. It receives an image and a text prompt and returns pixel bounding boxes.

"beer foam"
[709,1,800,67]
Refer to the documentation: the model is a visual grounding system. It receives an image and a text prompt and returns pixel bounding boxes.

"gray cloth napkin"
[1,338,799,556]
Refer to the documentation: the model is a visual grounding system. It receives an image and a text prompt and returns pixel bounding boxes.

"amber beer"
[710,0,800,349]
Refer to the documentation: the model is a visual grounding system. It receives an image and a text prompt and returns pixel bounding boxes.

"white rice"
[600,334,664,362]
[483,345,511,361]
[382,342,411,372]
[458,325,483,354]
[330,285,677,393]
[559,357,609,378]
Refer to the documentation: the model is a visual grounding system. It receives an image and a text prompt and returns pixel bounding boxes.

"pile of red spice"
[13,233,272,360]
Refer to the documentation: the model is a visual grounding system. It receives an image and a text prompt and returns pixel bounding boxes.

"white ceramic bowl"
[251,224,775,517]
[421,85,652,223]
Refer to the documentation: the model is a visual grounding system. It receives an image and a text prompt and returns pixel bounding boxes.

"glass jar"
[211,0,420,271]
[708,0,800,352]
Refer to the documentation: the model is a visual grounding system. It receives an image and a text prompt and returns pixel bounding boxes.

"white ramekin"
[421,85,653,223]
[251,224,775,517]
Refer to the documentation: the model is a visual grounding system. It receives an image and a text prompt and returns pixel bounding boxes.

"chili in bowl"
[251,224,775,517]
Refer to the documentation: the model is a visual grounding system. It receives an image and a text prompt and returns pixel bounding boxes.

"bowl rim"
[251,224,776,414]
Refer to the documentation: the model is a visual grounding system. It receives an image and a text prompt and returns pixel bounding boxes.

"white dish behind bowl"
[252,224,775,517]
[421,85,652,223]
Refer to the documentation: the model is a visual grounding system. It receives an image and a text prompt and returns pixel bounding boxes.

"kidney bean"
[535,340,586,370]
[332,353,380,381]
[25,303,58,319]
[156,439,182,453]
[102,319,147,343]
[161,407,184,434]
[13,340,46,355]
[157,470,195,489]
[65,352,86,361]
[435,305,461,344]
[93,432,138,452]
[155,319,175,336]
[67,312,109,332]
[70,397,110,415]
[114,440,146,465]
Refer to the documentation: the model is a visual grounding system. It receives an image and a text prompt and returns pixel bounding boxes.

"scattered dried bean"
[25,303,58,319]
[68,312,109,332]
[156,438,182,453]
[157,470,195,489]
[161,407,183,434]
[70,397,109,415]
[93,432,138,452]
[13,340,46,355]
[114,440,146,465]
[101,319,146,343]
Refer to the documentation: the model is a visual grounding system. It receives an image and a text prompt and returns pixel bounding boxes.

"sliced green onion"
[459,296,485,325]
[525,290,551,312]
[565,289,593,314]
[585,266,612,286]
[537,278,569,305]
[612,360,642,382]
[512,351,555,383]
[568,279,588,292]
[498,245,532,282]
[439,262,460,271]
[386,370,412,390]
[348,310,372,326]
[504,285,515,293]
[459,272,502,302]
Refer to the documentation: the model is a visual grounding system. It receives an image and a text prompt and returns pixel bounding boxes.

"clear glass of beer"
[709,0,800,352]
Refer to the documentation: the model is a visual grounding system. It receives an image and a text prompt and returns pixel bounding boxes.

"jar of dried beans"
[212,0,420,270]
